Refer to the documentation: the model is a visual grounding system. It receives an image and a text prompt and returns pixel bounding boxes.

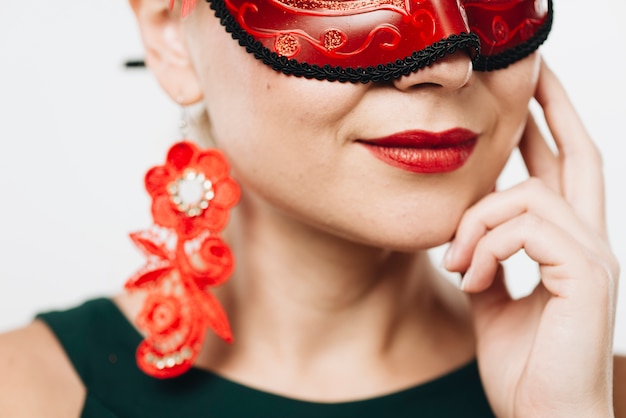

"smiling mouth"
[357,128,478,174]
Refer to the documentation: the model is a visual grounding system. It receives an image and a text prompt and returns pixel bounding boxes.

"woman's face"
[182,5,540,251]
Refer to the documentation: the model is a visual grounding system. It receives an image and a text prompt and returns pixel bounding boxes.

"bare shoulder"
[616,355,626,417]
[0,320,85,418]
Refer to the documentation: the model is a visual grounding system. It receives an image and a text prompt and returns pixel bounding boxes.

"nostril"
[391,51,473,92]
[413,82,442,90]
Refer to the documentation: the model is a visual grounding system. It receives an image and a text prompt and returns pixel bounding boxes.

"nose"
[392,51,473,92]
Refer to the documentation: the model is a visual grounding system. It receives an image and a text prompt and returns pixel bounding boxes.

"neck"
[201,192,475,400]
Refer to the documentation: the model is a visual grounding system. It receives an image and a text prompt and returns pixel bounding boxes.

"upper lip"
[359,128,478,148]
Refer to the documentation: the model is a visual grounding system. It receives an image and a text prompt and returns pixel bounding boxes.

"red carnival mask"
[199,0,553,82]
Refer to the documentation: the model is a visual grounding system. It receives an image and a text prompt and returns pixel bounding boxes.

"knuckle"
[586,141,603,168]
[520,177,553,199]
[517,212,543,240]
[459,200,490,233]
[568,139,603,171]
[524,176,547,191]
[475,230,494,255]
[461,202,480,224]
[582,250,616,299]
[605,252,621,288]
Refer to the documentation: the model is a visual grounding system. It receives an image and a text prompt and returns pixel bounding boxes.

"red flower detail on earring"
[125,141,240,379]
[145,142,240,240]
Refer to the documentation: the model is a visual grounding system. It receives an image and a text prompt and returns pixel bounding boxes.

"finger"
[460,212,606,301]
[466,264,510,314]
[518,113,560,192]
[464,213,616,376]
[445,178,608,273]
[535,59,606,235]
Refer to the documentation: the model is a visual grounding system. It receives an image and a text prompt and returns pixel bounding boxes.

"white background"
[0,1,625,354]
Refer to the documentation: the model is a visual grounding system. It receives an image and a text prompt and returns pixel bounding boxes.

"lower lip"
[360,138,477,174]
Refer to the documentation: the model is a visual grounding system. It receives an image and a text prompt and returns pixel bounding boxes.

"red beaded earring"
[125,106,240,379]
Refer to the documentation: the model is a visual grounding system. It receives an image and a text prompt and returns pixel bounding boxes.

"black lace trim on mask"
[206,0,553,81]
[207,0,480,83]
[473,0,553,71]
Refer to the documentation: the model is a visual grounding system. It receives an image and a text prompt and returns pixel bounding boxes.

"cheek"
[484,53,540,134]
[185,16,371,202]
[203,75,367,217]
[186,13,363,139]
[475,54,541,176]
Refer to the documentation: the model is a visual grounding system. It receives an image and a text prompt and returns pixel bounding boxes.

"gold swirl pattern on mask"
[271,0,406,15]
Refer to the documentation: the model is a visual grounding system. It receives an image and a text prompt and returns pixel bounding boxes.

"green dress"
[37,299,495,417]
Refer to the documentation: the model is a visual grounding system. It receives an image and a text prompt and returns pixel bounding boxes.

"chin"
[335,187,488,252]
[310,204,465,253]
[366,224,458,253]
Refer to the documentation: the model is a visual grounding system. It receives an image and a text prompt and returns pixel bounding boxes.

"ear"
[128,0,203,105]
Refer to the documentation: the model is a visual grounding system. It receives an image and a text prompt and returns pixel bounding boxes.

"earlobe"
[128,0,203,104]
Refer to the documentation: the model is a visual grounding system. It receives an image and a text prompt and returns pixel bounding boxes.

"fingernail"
[460,267,473,292]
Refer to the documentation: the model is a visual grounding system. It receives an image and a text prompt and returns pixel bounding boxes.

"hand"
[444,59,620,417]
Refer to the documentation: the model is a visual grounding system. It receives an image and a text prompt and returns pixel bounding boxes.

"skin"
[0,0,623,416]
[181,12,529,252]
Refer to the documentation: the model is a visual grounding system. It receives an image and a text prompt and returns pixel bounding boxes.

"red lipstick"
[358,128,478,174]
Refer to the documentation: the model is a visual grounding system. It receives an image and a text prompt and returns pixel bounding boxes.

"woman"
[0,0,624,416]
